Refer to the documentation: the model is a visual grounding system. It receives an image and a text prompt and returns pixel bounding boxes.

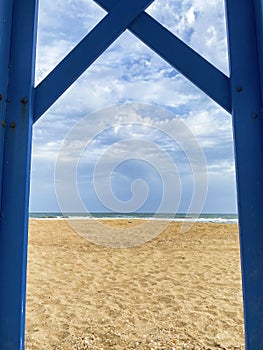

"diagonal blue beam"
[33,0,154,122]
[94,0,231,113]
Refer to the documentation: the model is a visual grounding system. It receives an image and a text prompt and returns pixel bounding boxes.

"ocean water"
[29,212,238,224]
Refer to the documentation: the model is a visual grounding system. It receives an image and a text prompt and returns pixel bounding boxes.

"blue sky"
[30,0,237,214]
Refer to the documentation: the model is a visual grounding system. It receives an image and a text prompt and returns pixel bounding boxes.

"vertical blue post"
[0,0,38,349]
[225,0,263,348]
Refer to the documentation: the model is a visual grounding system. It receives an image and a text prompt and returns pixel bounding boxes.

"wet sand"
[26,219,244,349]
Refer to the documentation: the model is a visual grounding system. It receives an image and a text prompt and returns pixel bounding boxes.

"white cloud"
[31,0,236,213]
[185,108,232,147]
[35,0,106,84]
[146,0,228,73]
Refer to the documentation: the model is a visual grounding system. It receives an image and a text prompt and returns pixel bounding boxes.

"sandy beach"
[25,219,244,349]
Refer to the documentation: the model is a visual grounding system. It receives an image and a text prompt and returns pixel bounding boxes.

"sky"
[29,0,237,214]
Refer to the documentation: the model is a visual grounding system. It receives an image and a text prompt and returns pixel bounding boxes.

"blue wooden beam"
[0,0,38,348]
[33,0,154,122]
[225,0,263,348]
[34,0,231,123]
[94,0,231,113]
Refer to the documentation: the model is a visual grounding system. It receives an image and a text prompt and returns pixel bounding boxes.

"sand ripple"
[26,220,244,349]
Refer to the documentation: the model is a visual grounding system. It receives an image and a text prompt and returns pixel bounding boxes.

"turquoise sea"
[29,212,238,224]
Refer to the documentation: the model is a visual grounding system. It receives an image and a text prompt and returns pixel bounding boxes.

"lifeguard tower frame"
[1,0,263,349]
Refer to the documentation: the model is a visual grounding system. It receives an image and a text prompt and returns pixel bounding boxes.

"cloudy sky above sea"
[30,0,237,214]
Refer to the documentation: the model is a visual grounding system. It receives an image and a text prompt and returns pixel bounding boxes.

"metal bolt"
[251,112,258,119]
[0,94,3,101]
[1,121,6,128]
[10,122,16,128]
[236,86,243,92]
[21,97,28,105]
